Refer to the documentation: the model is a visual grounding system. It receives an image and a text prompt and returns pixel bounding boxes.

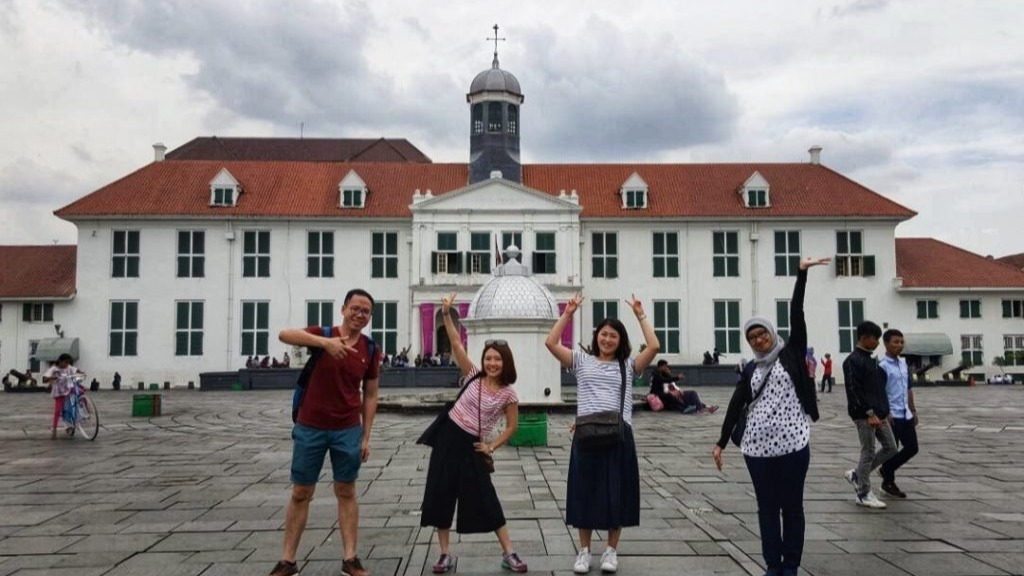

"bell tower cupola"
[467,24,524,185]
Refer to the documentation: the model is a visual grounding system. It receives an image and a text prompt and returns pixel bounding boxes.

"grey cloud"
[830,0,891,18]
[0,157,83,205]
[514,18,738,162]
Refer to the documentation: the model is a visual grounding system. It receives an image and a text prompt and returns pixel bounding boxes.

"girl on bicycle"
[42,353,83,439]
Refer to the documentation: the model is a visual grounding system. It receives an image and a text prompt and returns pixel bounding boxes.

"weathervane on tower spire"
[487,23,506,69]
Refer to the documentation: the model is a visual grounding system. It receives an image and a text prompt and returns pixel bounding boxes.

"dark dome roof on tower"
[469,59,522,97]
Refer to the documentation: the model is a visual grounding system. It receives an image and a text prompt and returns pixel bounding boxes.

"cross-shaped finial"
[487,23,506,68]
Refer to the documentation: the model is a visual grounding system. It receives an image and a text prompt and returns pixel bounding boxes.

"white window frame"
[306,300,334,327]
[110,300,139,357]
[241,301,270,356]
[175,301,204,356]
[916,299,939,319]
[838,299,865,353]
[176,230,205,278]
[713,300,741,354]
[242,230,271,278]
[774,230,801,277]
[371,301,398,355]
[1003,334,1024,366]
[961,334,983,367]
[653,300,680,353]
[112,229,140,278]
[307,230,335,278]
[652,231,679,278]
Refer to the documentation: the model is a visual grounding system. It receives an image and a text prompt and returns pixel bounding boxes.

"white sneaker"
[856,490,887,509]
[600,547,618,573]
[844,469,859,490]
[573,548,591,574]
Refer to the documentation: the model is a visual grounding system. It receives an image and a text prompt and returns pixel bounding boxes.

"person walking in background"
[420,293,528,574]
[712,257,827,576]
[270,289,381,576]
[879,329,918,498]
[546,293,659,574]
[842,321,897,510]
[820,353,834,393]
[805,347,817,388]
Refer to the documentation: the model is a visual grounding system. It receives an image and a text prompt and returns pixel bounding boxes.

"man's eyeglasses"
[348,307,372,317]
[484,339,508,347]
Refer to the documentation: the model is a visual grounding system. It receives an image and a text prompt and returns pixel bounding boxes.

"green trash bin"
[132,394,153,417]
[508,412,548,447]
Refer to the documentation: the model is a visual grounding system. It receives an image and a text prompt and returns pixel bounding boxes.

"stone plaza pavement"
[0,385,1023,576]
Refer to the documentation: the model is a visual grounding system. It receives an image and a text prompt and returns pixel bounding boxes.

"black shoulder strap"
[618,358,628,416]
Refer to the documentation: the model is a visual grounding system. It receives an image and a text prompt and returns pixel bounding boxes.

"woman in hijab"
[711,257,829,576]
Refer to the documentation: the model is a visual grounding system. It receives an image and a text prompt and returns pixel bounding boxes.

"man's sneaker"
[600,548,618,573]
[881,481,907,498]
[268,560,299,576]
[573,548,591,574]
[855,491,887,509]
[501,551,528,573]
[432,553,453,574]
[341,556,369,576]
[844,469,859,491]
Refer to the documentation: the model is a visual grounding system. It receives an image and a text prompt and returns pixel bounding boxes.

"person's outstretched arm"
[626,294,660,373]
[546,293,582,368]
[440,292,475,377]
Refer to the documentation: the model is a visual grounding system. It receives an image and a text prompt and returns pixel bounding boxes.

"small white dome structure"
[462,246,562,405]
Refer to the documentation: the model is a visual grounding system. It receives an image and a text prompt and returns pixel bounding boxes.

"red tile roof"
[55,161,916,220]
[896,238,1024,288]
[166,137,433,163]
[0,246,77,299]
[996,252,1024,271]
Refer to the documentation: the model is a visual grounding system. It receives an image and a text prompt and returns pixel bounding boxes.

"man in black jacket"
[842,321,897,509]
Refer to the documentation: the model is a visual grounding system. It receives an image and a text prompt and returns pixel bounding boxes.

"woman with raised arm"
[419,293,528,574]
[546,293,659,575]
[711,257,830,576]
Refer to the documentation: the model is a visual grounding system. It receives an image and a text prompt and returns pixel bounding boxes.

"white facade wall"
[0,300,74,373]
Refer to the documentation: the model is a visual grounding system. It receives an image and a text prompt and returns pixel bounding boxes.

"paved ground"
[1,385,1023,576]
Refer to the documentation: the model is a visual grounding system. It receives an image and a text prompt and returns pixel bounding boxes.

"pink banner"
[457,302,470,348]
[558,302,574,349]
[420,303,435,355]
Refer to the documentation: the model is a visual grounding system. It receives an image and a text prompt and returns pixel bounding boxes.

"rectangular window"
[1002,299,1024,318]
[774,230,801,277]
[747,189,767,207]
[592,300,619,331]
[22,303,54,323]
[501,231,523,262]
[342,188,364,208]
[835,231,876,277]
[242,230,271,278]
[712,231,739,277]
[241,301,270,356]
[960,334,983,367]
[371,301,398,355]
[469,232,491,275]
[371,232,399,278]
[532,232,556,274]
[28,340,40,372]
[624,190,646,209]
[838,299,866,353]
[432,232,461,274]
[652,232,679,278]
[176,230,205,278]
[960,299,981,319]
[109,301,138,357]
[653,300,680,353]
[714,300,741,354]
[776,300,791,342]
[213,187,234,206]
[592,232,618,278]
[306,301,334,327]
[307,231,334,278]
[112,230,140,278]
[1003,334,1024,366]
[175,301,204,356]
[916,299,939,319]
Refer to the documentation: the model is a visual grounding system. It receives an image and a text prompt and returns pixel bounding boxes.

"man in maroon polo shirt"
[269,289,380,576]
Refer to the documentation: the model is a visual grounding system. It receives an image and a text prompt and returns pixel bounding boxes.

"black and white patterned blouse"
[740,360,810,457]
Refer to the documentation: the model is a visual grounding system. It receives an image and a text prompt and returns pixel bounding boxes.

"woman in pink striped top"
[420,293,528,574]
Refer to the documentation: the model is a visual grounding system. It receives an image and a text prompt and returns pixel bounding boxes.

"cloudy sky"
[1,0,1022,257]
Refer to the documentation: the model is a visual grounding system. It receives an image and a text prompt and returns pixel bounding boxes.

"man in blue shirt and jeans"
[879,329,918,498]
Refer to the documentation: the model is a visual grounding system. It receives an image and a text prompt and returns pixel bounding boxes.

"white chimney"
[808,145,822,165]
[153,142,167,162]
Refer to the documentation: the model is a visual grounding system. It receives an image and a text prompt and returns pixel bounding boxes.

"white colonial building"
[3,53,1023,386]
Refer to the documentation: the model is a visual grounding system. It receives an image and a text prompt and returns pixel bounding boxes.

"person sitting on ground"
[703,351,714,365]
[414,354,423,368]
[260,356,271,368]
[649,360,718,414]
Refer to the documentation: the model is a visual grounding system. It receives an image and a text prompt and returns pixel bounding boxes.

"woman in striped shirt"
[420,293,528,574]
[546,293,660,574]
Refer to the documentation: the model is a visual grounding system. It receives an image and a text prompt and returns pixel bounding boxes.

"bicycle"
[61,374,100,440]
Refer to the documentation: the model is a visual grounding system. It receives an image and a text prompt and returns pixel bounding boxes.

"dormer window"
[209,168,240,207]
[619,172,649,210]
[741,171,771,208]
[338,170,368,209]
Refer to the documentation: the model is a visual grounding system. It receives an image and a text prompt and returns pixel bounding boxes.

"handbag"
[478,379,495,474]
[646,393,664,412]
[416,373,476,447]
[575,358,627,451]
[730,362,766,447]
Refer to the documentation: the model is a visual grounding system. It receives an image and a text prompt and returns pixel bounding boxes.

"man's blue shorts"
[290,423,363,484]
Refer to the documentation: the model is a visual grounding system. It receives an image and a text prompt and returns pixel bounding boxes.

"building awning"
[901,333,953,356]
[33,338,79,362]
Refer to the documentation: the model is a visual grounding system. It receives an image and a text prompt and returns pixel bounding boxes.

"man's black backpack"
[291,327,377,423]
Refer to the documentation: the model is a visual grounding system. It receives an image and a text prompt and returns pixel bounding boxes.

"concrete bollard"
[163,381,170,390]
[187,381,195,390]
[137,382,144,391]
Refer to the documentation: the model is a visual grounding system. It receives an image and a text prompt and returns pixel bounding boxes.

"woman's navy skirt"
[566,424,640,529]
